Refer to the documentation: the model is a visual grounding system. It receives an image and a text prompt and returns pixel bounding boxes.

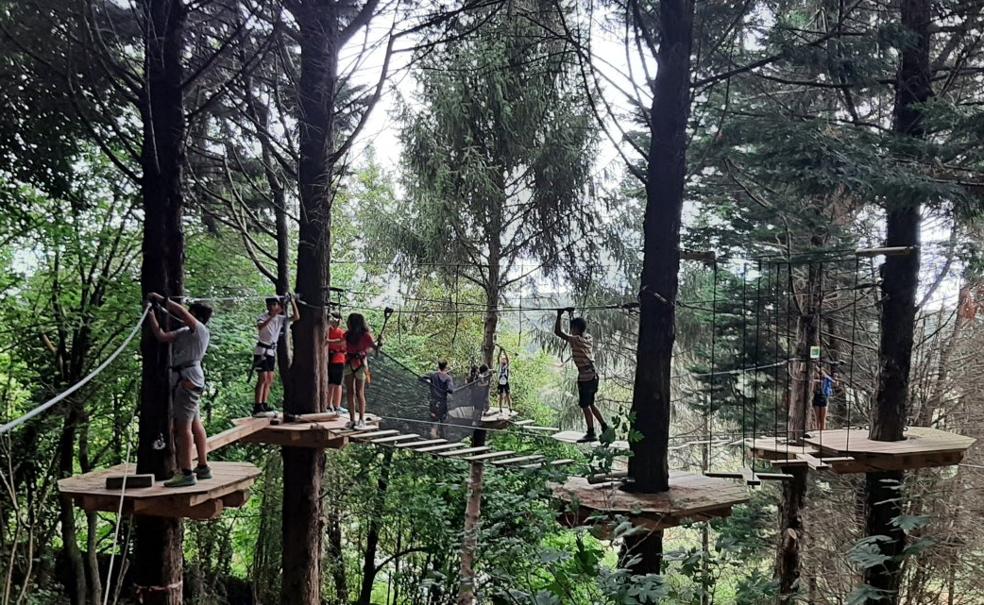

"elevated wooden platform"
[58,462,260,520]
[802,427,976,473]
[235,414,380,448]
[478,408,520,429]
[553,471,749,532]
[552,430,629,451]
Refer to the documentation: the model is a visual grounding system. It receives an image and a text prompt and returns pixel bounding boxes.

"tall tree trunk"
[281,4,340,603]
[358,450,393,604]
[457,460,485,605]
[624,0,694,574]
[776,468,807,603]
[863,0,930,601]
[58,408,87,605]
[134,1,188,604]
[327,506,349,603]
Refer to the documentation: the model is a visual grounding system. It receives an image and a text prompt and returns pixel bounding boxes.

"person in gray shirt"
[147,293,213,487]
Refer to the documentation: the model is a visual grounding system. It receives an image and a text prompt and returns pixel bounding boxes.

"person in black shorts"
[496,346,512,411]
[253,296,299,416]
[325,313,346,412]
[554,309,609,443]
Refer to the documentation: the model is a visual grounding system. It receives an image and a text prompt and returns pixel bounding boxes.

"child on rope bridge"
[253,295,299,416]
[146,293,213,488]
[554,308,610,443]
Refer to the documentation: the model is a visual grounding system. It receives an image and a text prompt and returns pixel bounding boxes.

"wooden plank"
[349,430,400,440]
[105,474,154,490]
[371,434,420,444]
[796,453,830,470]
[756,472,794,481]
[198,417,272,459]
[704,471,743,480]
[440,447,492,458]
[512,419,535,426]
[741,467,762,486]
[521,458,576,469]
[463,450,516,462]
[396,439,447,449]
[282,412,340,423]
[415,442,468,454]
[492,454,544,466]
[523,425,561,432]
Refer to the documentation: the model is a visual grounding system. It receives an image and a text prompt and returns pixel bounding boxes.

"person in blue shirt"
[812,365,836,431]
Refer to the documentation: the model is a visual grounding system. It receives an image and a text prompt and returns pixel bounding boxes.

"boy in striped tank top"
[554,309,610,443]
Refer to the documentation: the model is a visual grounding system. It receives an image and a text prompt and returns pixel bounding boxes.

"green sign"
[810,346,821,360]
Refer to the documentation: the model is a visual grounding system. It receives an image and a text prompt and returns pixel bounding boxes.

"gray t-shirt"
[171,323,210,387]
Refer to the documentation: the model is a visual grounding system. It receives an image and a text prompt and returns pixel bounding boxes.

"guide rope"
[0,304,152,435]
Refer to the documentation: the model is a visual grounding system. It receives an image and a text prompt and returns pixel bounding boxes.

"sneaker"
[355,420,367,430]
[252,403,266,417]
[577,432,597,443]
[345,420,356,429]
[164,472,197,488]
[194,465,212,480]
[262,403,277,414]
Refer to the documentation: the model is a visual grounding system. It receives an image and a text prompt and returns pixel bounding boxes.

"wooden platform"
[553,471,749,532]
[801,427,976,473]
[235,414,379,449]
[552,430,629,451]
[58,462,261,520]
[478,408,520,429]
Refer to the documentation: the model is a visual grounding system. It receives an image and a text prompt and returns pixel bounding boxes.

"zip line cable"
[0,304,152,435]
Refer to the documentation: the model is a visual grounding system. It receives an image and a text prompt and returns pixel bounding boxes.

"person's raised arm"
[165,296,199,332]
[288,295,300,322]
[553,309,569,340]
[147,293,178,342]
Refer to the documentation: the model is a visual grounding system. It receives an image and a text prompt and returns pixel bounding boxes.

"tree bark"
[281,4,341,603]
[863,0,930,600]
[457,459,485,605]
[628,0,694,494]
[58,408,87,605]
[776,468,808,603]
[133,1,188,603]
[623,0,693,575]
[358,449,393,605]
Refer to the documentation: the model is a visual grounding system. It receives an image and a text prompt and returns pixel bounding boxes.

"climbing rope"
[0,304,152,435]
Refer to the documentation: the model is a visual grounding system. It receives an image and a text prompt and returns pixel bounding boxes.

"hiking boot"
[577,432,597,443]
[194,465,212,480]
[164,472,196,488]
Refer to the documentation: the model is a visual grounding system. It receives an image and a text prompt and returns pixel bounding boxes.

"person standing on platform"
[252,295,299,416]
[496,346,512,412]
[147,293,213,487]
[325,312,346,413]
[554,308,610,443]
[341,313,379,429]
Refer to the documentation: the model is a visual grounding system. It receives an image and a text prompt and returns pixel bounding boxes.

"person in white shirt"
[496,346,512,412]
[253,296,299,416]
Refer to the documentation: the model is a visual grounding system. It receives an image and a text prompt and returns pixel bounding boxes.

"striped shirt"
[566,334,597,382]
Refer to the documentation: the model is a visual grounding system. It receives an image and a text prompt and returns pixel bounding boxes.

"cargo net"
[364,351,490,441]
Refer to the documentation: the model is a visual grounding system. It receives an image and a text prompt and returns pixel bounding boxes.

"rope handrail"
[0,304,152,435]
